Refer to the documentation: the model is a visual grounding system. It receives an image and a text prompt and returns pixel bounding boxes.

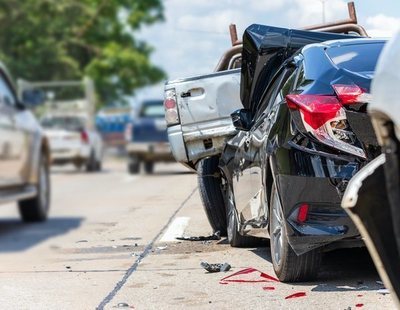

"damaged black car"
[219,24,386,282]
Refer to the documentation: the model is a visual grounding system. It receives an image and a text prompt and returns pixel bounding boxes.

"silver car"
[0,63,51,222]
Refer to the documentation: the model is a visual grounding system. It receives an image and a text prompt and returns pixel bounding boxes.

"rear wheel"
[86,151,97,172]
[96,160,102,172]
[269,182,321,282]
[198,157,227,236]
[18,156,50,222]
[226,181,262,247]
[128,155,140,174]
[73,161,83,171]
[144,161,154,174]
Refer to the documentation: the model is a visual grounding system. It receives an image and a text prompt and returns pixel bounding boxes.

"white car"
[41,114,103,171]
[342,29,400,307]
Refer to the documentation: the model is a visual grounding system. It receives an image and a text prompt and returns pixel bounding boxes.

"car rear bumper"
[276,174,361,255]
[273,146,363,255]
[126,142,174,162]
[50,146,91,163]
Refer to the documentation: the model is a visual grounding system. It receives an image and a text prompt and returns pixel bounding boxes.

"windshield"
[41,116,85,131]
[326,42,385,73]
[140,101,164,118]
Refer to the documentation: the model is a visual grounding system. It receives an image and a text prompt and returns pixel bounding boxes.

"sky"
[134,0,400,101]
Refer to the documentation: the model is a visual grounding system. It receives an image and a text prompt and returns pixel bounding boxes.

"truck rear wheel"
[198,156,227,236]
[144,161,154,174]
[128,155,140,174]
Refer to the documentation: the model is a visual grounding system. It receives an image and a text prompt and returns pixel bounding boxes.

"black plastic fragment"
[176,231,221,241]
[201,261,231,273]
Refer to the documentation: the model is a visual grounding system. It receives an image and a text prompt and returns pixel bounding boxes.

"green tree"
[0,0,166,105]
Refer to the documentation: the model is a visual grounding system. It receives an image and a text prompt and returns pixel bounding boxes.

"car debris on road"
[201,261,231,273]
[176,231,221,242]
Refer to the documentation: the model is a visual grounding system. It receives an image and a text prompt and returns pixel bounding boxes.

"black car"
[219,25,385,281]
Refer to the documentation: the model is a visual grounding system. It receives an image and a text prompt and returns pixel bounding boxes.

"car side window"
[0,73,17,107]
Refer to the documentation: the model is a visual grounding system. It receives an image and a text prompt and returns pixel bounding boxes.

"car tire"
[128,155,140,174]
[96,160,102,172]
[226,180,262,247]
[269,182,321,282]
[144,161,154,174]
[86,151,97,172]
[74,162,83,171]
[18,156,50,222]
[197,156,227,236]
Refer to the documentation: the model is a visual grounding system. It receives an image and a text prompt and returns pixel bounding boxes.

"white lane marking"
[159,217,190,242]
[122,176,139,183]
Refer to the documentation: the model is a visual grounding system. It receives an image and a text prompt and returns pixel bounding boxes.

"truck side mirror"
[231,109,252,131]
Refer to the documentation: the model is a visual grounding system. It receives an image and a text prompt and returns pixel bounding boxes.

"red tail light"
[286,95,341,130]
[332,84,365,104]
[297,204,309,223]
[81,130,89,144]
[124,123,132,142]
[164,89,179,125]
[286,84,368,158]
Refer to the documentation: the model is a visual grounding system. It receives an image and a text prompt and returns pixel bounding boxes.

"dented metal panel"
[166,69,243,164]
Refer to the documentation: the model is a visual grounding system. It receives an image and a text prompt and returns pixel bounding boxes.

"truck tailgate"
[165,69,243,164]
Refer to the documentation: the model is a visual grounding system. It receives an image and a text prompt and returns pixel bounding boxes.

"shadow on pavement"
[250,246,381,292]
[148,171,195,176]
[0,217,83,252]
[51,168,112,175]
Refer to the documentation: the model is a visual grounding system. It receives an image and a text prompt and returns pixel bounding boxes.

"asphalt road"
[0,160,395,309]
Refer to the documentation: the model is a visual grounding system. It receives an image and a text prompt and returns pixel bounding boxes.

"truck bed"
[165,69,243,167]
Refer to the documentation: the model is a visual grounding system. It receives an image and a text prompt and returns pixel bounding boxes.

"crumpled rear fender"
[342,154,400,307]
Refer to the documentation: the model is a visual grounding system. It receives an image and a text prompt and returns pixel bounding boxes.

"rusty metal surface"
[214,44,243,72]
[229,24,240,46]
[315,23,368,37]
[305,2,358,30]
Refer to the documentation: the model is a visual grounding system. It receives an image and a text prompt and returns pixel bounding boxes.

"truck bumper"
[126,142,174,162]
[167,125,188,163]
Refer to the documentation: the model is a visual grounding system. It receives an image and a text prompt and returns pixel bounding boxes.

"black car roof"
[308,38,387,49]
[240,24,359,112]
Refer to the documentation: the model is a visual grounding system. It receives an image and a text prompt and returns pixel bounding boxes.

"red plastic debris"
[357,294,363,297]
[356,304,364,308]
[263,286,276,291]
[285,292,307,299]
[219,267,279,284]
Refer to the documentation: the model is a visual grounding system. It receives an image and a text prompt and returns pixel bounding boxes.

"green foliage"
[0,0,166,105]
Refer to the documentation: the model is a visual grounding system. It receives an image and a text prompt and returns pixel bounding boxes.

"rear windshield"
[326,42,385,73]
[140,101,164,118]
[41,116,85,131]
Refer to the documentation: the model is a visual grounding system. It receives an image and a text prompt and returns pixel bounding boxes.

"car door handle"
[181,88,205,98]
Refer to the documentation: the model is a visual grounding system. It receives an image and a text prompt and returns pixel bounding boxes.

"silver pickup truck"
[164,25,243,171]
[164,41,243,234]
[164,68,242,168]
